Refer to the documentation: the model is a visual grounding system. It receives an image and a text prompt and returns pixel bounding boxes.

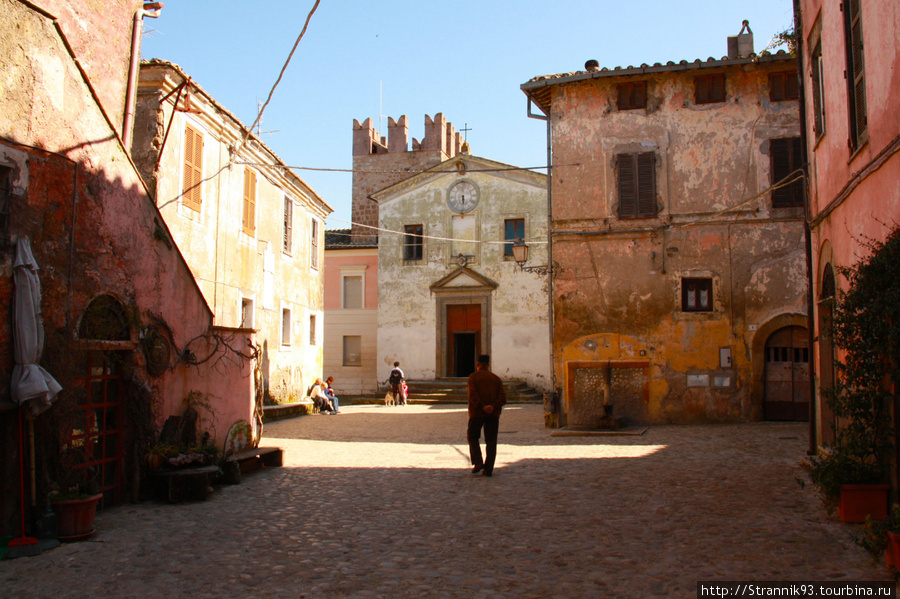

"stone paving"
[0,404,893,598]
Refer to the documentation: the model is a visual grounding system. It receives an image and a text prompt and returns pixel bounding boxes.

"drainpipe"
[123,2,164,151]
[792,0,818,456]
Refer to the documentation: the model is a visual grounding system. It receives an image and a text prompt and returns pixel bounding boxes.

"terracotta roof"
[521,50,795,114]
[324,228,377,249]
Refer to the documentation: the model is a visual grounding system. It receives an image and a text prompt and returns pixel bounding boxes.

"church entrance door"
[447,304,480,378]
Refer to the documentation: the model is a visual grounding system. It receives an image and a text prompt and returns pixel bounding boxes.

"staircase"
[345,378,543,405]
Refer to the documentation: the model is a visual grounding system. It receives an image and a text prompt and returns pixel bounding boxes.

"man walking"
[467,354,506,477]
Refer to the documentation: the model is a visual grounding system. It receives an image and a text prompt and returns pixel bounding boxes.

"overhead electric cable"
[234,0,321,159]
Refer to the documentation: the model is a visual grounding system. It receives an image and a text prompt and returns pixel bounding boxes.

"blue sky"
[141,0,795,227]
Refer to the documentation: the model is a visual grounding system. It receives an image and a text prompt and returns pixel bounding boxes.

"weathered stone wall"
[546,57,805,423]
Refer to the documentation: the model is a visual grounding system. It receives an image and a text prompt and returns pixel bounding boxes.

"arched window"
[78,294,130,341]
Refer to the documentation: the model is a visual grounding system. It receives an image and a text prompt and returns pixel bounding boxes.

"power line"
[234,161,574,174]
[326,216,548,245]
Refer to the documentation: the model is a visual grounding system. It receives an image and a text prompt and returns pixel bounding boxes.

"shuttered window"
[682,278,713,312]
[182,124,203,212]
[242,168,256,236]
[617,81,648,110]
[843,0,867,150]
[769,71,799,101]
[310,218,319,269]
[770,137,804,208]
[811,41,826,139]
[694,74,726,104]
[283,197,293,254]
[617,152,657,220]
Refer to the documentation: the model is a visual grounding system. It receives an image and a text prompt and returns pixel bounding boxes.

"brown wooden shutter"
[283,197,293,253]
[617,153,637,219]
[845,0,867,148]
[636,152,656,217]
[182,125,203,211]
[242,168,256,235]
[771,137,803,208]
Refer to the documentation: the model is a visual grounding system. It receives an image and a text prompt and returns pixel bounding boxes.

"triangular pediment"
[430,266,498,293]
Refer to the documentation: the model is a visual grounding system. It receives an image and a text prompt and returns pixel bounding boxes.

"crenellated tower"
[351,113,465,243]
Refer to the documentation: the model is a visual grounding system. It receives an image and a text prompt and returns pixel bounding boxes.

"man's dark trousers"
[468,416,500,474]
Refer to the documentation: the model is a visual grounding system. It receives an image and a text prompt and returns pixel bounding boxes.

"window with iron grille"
[682,278,713,312]
[404,224,423,261]
[310,218,319,269]
[283,197,293,254]
[617,81,648,110]
[843,0,867,150]
[182,124,203,212]
[770,137,804,208]
[616,152,657,219]
[811,41,826,139]
[504,219,524,257]
[242,168,256,236]
[694,74,726,104]
[769,71,799,102]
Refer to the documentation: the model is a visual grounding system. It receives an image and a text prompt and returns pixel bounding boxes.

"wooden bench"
[223,446,284,484]
[151,465,219,503]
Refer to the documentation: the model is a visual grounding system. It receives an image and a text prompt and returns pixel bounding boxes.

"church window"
[404,224,423,261]
[504,219,524,257]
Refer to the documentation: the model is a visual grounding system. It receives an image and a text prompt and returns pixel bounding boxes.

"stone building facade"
[133,61,332,405]
[521,28,806,426]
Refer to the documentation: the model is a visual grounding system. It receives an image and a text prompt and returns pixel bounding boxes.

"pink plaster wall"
[323,253,379,310]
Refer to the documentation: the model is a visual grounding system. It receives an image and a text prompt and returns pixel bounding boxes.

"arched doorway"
[67,294,131,507]
[818,264,837,445]
[763,325,810,421]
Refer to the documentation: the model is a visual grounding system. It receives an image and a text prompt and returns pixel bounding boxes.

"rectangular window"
[241,298,254,329]
[404,224,423,261]
[617,152,657,220]
[504,218,524,257]
[617,81,648,110]
[768,71,799,101]
[309,314,316,346]
[343,336,361,366]
[811,41,826,139]
[682,278,713,312]
[843,0,867,149]
[310,218,319,269]
[281,308,291,346]
[0,165,11,247]
[342,275,363,309]
[283,197,293,254]
[770,137,804,208]
[694,74,726,104]
[242,168,256,236]
[182,124,203,211]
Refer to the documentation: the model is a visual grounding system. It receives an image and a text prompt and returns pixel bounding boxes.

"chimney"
[727,20,754,59]
[585,59,600,72]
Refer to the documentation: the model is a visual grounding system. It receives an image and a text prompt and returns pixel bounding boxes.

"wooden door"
[447,304,480,378]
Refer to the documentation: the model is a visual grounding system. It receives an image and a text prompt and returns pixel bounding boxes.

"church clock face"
[448,180,478,213]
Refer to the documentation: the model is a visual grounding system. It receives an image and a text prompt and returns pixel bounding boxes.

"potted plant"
[49,455,103,541]
[857,504,900,579]
[803,230,899,522]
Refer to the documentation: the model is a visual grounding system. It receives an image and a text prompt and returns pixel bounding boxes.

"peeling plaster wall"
[133,63,329,404]
[546,58,806,423]
[376,157,551,390]
[0,0,252,532]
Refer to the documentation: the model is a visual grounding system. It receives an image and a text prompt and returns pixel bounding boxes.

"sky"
[140,0,796,228]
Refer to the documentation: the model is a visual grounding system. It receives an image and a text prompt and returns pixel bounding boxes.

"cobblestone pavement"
[1,404,893,598]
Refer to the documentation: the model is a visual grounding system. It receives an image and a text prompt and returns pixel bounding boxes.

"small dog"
[384,391,396,407]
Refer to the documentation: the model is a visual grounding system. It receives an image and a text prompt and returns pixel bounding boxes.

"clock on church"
[448,180,478,213]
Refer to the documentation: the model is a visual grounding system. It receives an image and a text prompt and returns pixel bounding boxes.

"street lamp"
[512,239,557,276]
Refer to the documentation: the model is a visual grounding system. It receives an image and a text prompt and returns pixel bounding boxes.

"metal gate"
[65,351,125,506]
[763,326,810,421]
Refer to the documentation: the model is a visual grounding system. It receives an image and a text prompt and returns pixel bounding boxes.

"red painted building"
[0,0,252,536]
[794,0,900,452]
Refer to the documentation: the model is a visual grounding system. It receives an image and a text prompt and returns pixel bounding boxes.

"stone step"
[344,379,544,405]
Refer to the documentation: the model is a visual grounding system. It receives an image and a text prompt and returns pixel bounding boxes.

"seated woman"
[324,376,341,413]
[309,379,335,414]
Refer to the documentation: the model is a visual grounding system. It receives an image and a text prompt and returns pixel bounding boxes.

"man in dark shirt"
[467,354,507,477]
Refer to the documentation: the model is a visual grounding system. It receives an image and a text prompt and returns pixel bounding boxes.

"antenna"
[254,100,279,137]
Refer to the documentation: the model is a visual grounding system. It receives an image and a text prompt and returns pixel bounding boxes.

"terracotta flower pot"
[52,493,103,541]
[838,484,890,523]
[886,531,900,573]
